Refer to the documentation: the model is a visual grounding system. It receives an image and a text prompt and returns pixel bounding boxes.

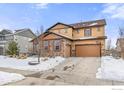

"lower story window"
[44,41,49,51]
[54,40,61,51]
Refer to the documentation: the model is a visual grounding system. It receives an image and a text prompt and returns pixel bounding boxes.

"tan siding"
[50,24,69,30]
[73,26,105,38]
[43,34,62,40]
[49,24,73,38]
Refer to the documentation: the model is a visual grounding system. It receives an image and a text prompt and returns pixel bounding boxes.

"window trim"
[43,40,49,51]
[65,29,68,33]
[76,29,80,33]
[54,40,61,51]
[84,28,92,37]
[97,26,101,31]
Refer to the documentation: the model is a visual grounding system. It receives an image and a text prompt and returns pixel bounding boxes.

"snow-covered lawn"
[96,56,124,81]
[0,56,65,71]
[0,71,25,85]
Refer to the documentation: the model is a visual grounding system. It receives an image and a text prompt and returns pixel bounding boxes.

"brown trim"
[100,43,102,57]
[43,40,50,52]
[49,27,70,31]
[46,22,74,32]
[75,44,101,46]
[43,38,62,41]
[73,36,107,41]
[70,45,71,57]
[84,28,92,37]
[72,24,106,29]
[43,32,73,41]
[53,39,61,52]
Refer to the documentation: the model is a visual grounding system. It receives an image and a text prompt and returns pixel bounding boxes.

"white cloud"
[33,3,48,9]
[102,3,124,20]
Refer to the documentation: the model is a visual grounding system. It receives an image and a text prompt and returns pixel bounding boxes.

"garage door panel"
[76,44,101,57]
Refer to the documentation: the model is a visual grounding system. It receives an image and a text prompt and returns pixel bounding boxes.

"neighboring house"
[32,19,107,57]
[0,28,36,55]
[0,29,13,55]
[116,38,124,58]
[14,28,36,55]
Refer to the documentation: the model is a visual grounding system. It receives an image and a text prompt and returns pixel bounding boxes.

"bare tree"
[36,25,44,63]
[119,27,124,38]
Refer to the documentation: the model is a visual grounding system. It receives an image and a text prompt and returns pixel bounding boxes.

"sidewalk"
[0,67,40,77]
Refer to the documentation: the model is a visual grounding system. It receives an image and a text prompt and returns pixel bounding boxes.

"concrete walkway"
[0,67,41,77]
[7,77,70,85]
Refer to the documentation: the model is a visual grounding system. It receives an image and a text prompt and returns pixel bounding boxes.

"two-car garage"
[75,44,101,57]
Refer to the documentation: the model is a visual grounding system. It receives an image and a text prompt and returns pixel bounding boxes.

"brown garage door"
[76,44,101,57]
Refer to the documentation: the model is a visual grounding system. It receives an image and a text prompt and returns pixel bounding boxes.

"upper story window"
[58,30,61,33]
[65,29,68,33]
[44,41,49,51]
[97,27,101,31]
[54,40,61,51]
[0,36,5,41]
[84,28,91,37]
[76,29,80,33]
[58,29,68,33]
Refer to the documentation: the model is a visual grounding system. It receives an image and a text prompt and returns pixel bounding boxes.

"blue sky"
[0,3,124,47]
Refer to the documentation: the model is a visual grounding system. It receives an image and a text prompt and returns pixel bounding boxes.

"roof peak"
[70,19,105,25]
[70,19,106,28]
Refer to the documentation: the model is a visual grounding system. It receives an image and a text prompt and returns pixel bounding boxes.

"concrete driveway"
[7,57,124,85]
[39,57,124,85]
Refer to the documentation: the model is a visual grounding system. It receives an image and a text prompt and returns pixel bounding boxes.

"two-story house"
[0,29,36,55]
[32,19,107,57]
[0,29,13,55]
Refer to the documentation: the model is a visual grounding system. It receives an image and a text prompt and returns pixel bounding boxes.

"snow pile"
[89,22,98,26]
[79,37,96,40]
[0,56,65,71]
[96,56,124,81]
[0,71,25,85]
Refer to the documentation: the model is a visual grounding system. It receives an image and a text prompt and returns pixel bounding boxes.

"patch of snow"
[0,56,65,71]
[96,56,124,81]
[79,37,96,40]
[73,37,96,40]
[89,22,98,26]
[0,71,25,85]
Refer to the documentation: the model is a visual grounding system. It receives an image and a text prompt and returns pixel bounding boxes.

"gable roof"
[0,29,13,35]
[70,19,106,29]
[46,22,74,32]
[46,19,106,32]
[43,31,73,40]
[14,28,36,38]
[30,33,45,42]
